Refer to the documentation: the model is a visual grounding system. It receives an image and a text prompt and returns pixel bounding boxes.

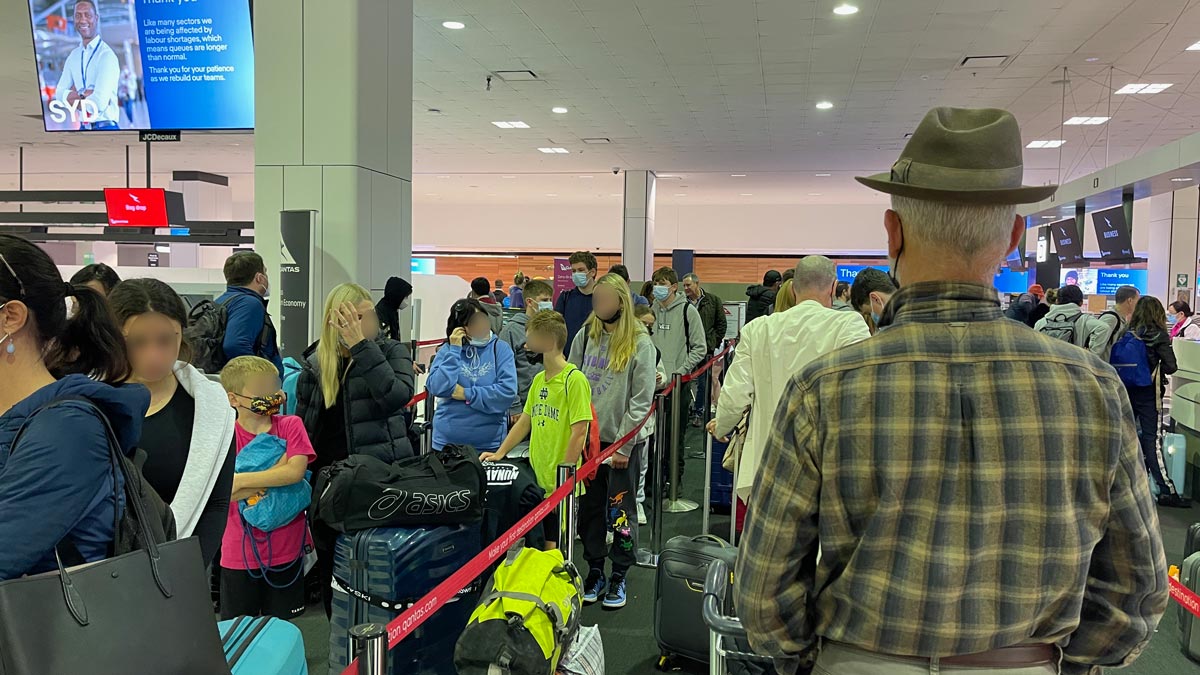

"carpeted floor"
[296,427,1200,674]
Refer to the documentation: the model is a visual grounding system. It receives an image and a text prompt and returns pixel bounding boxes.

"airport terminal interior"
[7,0,1200,674]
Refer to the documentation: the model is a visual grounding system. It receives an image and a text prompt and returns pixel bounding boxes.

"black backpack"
[185,296,266,374]
[1038,312,1084,346]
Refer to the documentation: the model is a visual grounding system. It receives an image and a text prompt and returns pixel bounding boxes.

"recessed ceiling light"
[546,193,558,197]
[537,147,569,154]
[815,172,832,177]
[425,193,438,196]
[551,106,569,114]
[808,193,823,196]
[502,175,516,179]
[730,174,747,177]
[833,4,859,15]
[582,138,611,144]
[442,20,465,30]
[491,121,530,129]
[1189,41,1200,51]
[437,175,450,179]
[739,193,754,196]
[674,193,687,197]
[1172,177,1194,182]
[815,101,834,110]
[1064,116,1110,125]
[578,175,593,179]
[1116,83,1173,94]
[1026,140,1065,148]
[1085,57,1100,62]
[1042,215,1056,219]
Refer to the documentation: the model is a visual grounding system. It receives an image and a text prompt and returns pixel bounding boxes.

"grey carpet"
[294,427,1200,674]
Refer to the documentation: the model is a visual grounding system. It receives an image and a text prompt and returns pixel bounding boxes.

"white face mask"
[399,298,411,311]
[537,301,553,312]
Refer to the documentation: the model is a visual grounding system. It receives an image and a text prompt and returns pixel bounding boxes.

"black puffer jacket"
[295,337,416,466]
[745,285,776,324]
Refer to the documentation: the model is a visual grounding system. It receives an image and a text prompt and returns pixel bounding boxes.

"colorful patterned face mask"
[235,391,286,416]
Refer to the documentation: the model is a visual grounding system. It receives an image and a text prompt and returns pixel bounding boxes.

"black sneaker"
[583,568,607,604]
[1158,494,1192,508]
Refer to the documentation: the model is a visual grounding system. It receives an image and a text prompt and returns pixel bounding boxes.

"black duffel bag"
[313,444,485,532]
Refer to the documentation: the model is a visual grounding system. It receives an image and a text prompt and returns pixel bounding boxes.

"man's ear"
[884,209,904,259]
[1007,214,1024,256]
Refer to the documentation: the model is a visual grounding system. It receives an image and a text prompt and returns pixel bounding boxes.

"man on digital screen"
[1064,269,1079,286]
[53,1,120,130]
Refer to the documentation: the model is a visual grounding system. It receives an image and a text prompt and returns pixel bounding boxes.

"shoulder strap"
[683,303,692,353]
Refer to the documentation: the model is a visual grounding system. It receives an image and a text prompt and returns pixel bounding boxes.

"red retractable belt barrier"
[405,391,428,409]
[680,341,735,384]
[338,336,735,674]
[415,338,448,347]
[1171,573,1200,619]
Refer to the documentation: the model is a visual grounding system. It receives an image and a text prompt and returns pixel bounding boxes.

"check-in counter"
[1170,339,1200,498]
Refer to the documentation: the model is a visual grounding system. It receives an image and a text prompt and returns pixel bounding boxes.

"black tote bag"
[0,400,228,675]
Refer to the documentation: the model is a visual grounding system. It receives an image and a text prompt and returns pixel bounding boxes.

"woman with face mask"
[0,234,146,581]
[108,278,236,569]
[426,298,517,453]
[498,279,556,437]
[1170,301,1200,340]
[374,276,413,341]
[294,282,416,616]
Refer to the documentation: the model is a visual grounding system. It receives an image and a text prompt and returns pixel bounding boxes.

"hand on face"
[332,301,366,347]
[449,327,468,347]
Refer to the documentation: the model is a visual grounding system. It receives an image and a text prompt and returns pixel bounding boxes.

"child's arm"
[233,454,308,493]
[564,420,588,465]
[481,414,532,462]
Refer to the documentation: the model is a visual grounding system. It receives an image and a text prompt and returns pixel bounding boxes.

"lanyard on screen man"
[80,40,100,92]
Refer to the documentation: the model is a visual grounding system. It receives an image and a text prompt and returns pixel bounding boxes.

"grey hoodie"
[569,328,657,451]
[652,293,707,376]
[479,299,504,335]
[497,312,544,416]
[1033,304,1113,358]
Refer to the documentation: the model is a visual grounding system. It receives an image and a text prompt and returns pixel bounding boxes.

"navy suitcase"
[328,525,481,675]
[709,438,734,511]
[218,616,308,675]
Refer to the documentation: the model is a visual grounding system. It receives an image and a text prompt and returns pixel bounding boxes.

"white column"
[622,170,656,282]
[1145,193,1174,302]
[1170,186,1200,308]
[254,0,412,308]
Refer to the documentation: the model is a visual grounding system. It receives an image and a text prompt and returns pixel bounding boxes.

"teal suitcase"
[218,616,308,675]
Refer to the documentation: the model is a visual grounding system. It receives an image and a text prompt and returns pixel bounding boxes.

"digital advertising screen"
[1051,219,1085,264]
[1090,206,1135,261]
[28,0,254,131]
[1095,269,1148,296]
[993,270,1028,294]
[104,187,167,226]
[1061,268,1099,295]
[836,265,889,283]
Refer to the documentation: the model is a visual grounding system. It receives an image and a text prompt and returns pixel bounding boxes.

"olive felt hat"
[856,107,1058,204]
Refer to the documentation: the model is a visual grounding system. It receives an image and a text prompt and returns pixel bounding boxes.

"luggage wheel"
[656,653,680,671]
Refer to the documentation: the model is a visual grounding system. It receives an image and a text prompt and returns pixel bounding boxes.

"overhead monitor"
[993,270,1028,294]
[104,187,167,227]
[1060,268,1099,295]
[836,265,889,283]
[1090,206,1135,261]
[28,0,254,131]
[1095,269,1148,295]
[1051,218,1084,264]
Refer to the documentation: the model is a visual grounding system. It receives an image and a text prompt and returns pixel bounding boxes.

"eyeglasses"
[0,252,25,300]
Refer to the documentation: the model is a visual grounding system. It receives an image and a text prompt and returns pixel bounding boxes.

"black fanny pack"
[313,445,485,532]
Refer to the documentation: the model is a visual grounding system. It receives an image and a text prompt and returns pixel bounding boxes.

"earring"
[3,337,13,364]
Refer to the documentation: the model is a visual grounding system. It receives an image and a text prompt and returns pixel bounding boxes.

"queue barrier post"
[701,432,713,534]
[556,463,577,563]
[421,389,435,455]
[664,374,699,513]
[349,623,387,675]
[637,392,669,569]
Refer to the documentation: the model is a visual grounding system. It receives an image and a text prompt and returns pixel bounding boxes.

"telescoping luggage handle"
[702,560,775,666]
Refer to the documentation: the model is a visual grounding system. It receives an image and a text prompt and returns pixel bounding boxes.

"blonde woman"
[774,278,797,313]
[568,273,657,609]
[294,283,416,616]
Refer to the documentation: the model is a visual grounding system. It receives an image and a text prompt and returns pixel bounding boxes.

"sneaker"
[637,503,647,525]
[602,574,627,609]
[1158,493,1192,508]
[583,569,607,604]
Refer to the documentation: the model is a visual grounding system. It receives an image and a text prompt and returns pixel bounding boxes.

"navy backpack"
[1110,331,1153,387]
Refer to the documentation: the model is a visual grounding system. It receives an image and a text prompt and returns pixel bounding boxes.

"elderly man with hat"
[735,108,1167,675]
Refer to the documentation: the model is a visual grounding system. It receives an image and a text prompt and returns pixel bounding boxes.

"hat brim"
[856,173,1057,205]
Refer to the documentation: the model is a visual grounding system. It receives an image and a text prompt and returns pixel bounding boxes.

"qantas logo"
[129,193,140,204]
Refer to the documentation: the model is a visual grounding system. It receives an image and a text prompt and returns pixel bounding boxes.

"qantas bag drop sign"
[312,445,485,532]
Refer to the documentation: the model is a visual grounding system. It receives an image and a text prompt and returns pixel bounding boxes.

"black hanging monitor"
[1050,218,1084,264]
[1090,205,1135,262]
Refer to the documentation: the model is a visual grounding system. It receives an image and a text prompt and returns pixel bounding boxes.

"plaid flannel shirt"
[734,282,1168,675]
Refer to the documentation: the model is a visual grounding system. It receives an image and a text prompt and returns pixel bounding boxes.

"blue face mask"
[653,285,670,302]
[469,331,493,347]
[572,272,590,288]
[537,301,553,312]
[871,312,881,326]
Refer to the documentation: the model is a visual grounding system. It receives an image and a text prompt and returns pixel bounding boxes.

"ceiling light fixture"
[730,174,747,177]
[1189,41,1200,51]
[808,193,823,196]
[739,193,754,196]
[551,106,569,114]
[1085,57,1100,62]
[442,20,465,29]
[578,175,594,179]
[1026,140,1065,148]
[815,101,834,110]
[674,193,687,197]
[491,121,530,129]
[537,147,569,154]
[833,4,859,15]
[502,175,516,179]
[1116,83,1173,94]
[1172,177,1194,182]
[1042,215,1056,219]
[1064,116,1110,125]
[546,193,558,197]
[815,172,832,177]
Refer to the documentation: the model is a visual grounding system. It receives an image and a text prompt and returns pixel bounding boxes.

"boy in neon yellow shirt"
[482,310,592,549]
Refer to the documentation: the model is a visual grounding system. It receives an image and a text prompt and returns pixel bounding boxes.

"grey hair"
[890,195,1018,259]
[683,273,700,284]
[793,255,835,292]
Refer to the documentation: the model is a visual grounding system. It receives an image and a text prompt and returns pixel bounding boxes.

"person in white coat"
[109,279,236,567]
[708,256,870,518]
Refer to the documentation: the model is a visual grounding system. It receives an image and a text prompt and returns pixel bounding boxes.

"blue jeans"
[85,121,119,130]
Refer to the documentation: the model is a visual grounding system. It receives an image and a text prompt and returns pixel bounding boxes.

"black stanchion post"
[421,388,435,455]
[556,463,577,562]
[664,374,699,513]
[350,623,387,675]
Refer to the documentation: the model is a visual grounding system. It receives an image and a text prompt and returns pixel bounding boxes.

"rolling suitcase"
[1188,523,1200,559]
[655,535,739,668]
[218,616,308,675]
[1180,552,1200,660]
[329,525,481,675]
[709,438,734,512]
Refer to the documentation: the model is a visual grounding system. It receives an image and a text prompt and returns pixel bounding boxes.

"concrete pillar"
[622,170,656,282]
[1169,186,1199,309]
[253,0,412,311]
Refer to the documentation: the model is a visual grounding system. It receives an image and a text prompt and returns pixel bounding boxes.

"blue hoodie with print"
[426,337,517,452]
[0,375,149,580]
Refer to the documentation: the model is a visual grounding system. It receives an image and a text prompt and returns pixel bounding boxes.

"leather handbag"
[0,400,228,675]
[720,409,751,473]
[313,444,485,532]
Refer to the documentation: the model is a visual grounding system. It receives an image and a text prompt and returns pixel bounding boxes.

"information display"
[104,187,167,227]
[1095,269,1148,295]
[1090,206,1135,261]
[836,265,889,283]
[1051,219,1085,264]
[1061,268,1099,295]
[28,0,253,131]
[411,258,437,275]
[993,270,1028,294]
